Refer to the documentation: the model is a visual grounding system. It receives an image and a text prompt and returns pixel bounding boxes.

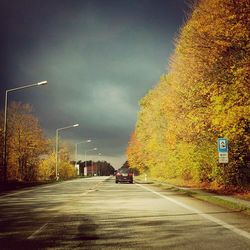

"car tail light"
[128,173,133,176]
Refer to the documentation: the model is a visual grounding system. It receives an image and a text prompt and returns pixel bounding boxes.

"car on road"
[115,168,133,184]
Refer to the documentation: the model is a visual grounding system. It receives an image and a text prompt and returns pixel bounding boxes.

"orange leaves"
[127,0,250,186]
[126,132,148,173]
[4,102,49,181]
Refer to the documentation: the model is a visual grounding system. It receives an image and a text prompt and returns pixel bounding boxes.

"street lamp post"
[55,123,79,180]
[84,148,97,176]
[2,81,48,182]
[75,139,91,175]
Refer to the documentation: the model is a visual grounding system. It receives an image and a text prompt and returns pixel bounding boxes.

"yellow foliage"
[4,102,49,181]
[127,0,250,186]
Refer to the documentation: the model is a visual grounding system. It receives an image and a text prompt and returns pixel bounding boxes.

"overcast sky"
[0,0,188,168]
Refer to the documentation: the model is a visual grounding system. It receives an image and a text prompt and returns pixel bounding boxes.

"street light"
[75,139,91,175]
[84,148,97,176]
[2,80,48,182]
[55,123,79,180]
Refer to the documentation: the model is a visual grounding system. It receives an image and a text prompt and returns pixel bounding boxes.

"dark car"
[115,168,133,184]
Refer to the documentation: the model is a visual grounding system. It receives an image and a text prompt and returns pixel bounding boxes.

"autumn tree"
[127,0,250,187]
[0,102,49,181]
[38,152,56,180]
[170,0,250,185]
[58,143,77,179]
[38,140,77,180]
[127,132,148,174]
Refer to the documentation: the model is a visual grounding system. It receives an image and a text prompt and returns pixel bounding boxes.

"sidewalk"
[136,179,250,213]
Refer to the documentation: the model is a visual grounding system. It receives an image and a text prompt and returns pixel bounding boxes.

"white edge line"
[137,183,250,240]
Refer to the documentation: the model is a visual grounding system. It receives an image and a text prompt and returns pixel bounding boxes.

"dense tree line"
[127,0,250,187]
[79,161,115,176]
[96,161,115,176]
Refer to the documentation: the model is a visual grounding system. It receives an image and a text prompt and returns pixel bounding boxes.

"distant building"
[79,161,98,176]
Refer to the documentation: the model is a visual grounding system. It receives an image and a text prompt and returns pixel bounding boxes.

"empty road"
[0,177,249,249]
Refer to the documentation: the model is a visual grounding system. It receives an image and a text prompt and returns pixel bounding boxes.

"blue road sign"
[218,138,228,153]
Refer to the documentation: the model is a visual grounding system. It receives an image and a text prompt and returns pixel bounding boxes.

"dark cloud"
[0,0,187,168]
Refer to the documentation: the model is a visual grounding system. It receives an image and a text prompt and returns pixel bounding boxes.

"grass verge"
[135,176,250,216]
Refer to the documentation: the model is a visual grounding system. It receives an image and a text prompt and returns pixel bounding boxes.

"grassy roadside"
[135,176,250,216]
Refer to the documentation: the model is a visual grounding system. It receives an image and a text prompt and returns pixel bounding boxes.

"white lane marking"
[26,183,104,240]
[137,184,250,240]
[27,222,49,240]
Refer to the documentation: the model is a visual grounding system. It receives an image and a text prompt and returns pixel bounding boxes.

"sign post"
[218,138,228,163]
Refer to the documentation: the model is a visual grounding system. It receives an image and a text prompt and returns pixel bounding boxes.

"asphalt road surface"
[0,177,249,249]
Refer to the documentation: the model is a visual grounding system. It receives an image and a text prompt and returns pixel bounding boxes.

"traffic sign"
[219,157,228,163]
[218,138,228,153]
[219,153,228,158]
[218,138,229,163]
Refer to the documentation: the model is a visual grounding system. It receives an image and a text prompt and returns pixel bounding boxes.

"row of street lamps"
[2,80,101,182]
[75,140,101,176]
[75,139,92,164]
[55,125,101,179]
